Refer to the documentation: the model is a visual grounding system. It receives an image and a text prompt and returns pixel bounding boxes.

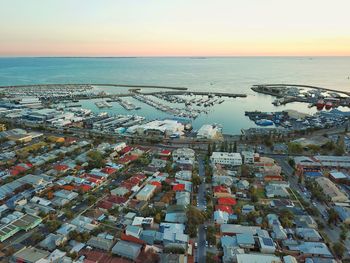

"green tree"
[288,142,303,154]
[328,208,339,225]
[332,242,345,259]
[46,220,62,232]
[87,150,105,168]
[87,194,97,205]
[191,175,201,189]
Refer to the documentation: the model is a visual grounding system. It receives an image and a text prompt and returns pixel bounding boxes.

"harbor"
[1,82,349,136]
[252,84,350,109]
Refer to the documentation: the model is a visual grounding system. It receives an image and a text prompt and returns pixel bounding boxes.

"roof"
[221,224,261,235]
[290,242,332,257]
[173,184,185,191]
[53,164,69,172]
[13,247,50,262]
[236,233,255,245]
[218,197,237,206]
[87,236,113,251]
[215,205,233,214]
[329,171,348,179]
[235,254,282,263]
[160,149,172,156]
[111,240,142,260]
[213,185,231,193]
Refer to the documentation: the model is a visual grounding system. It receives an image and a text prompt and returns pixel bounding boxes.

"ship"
[255,119,274,126]
[325,101,333,110]
[316,99,325,110]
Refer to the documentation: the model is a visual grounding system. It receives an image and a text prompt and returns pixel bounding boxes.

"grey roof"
[12,247,50,263]
[289,242,332,257]
[87,236,114,251]
[140,230,157,245]
[220,224,261,235]
[236,233,255,246]
[295,228,322,241]
[112,240,142,260]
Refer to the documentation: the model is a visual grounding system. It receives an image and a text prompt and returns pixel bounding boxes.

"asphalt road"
[196,157,207,263]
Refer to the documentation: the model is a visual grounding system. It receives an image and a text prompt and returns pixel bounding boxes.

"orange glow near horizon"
[1,0,350,56]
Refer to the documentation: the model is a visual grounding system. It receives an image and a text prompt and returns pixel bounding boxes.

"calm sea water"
[1,57,350,134]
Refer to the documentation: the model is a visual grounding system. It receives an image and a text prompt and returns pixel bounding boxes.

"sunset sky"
[1,0,349,56]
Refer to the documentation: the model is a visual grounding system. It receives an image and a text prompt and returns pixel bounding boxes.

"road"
[196,157,207,263]
[269,154,350,250]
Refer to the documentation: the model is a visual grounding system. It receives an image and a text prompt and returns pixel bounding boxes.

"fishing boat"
[316,99,325,110]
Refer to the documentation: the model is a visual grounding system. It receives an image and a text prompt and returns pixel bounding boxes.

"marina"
[95,100,113,108]
[252,84,350,109]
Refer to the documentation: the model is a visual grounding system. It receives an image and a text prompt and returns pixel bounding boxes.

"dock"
[252,84,350,96]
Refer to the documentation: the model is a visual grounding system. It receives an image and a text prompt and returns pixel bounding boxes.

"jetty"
[252,84,350,96]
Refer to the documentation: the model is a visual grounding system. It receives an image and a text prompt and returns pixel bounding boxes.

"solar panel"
[262,237,274,246]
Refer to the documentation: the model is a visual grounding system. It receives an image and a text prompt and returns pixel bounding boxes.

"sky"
[0,0,350,56]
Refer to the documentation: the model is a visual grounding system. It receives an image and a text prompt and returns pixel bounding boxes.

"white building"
[197,124,221,139]
[136,184,157,201]
[127,119,184,136]
[241,151,255,164]
[211,152,242,166]
[172,148,195,165]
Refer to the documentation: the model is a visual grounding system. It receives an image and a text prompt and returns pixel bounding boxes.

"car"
[205,241,208,247]
[194,242,198,248]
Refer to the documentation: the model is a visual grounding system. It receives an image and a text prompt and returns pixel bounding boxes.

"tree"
[46,220,61,232]
[186,206,205,238]
[191,175,201,188]
[288,142,303,154]
[328,208,339,225]
[87,194,97,205]
[249,186,259,203]
[87,150,105,168]
[333,242,345,259]
[207,143,212,156]
[30,232,44,243]
[241,164,250,177]
[64,209,74,219]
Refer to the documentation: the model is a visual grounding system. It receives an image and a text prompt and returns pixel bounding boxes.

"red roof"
[80,249,131,263]
[65,137,77,144]
[10,169,20,176]
[87,177,101,184]
[215,205,233,214]
[218,197,237,206]
[121,182,133,190]
[151,181,162,187]
[98,200,113,210]
[80,185,92,192]
[118,154,138,164]
[12,165,27,172]
[107,195,127,204]
[173,184,185,191]
[62,185,75,191]
[54,164,70,172]
[264,175,283,180]
[87,173,106,181]
[159,149,172,156]
[121,233,145,245]
[101,167,117,175]
[119,146,133,155]
[213,186,230,193]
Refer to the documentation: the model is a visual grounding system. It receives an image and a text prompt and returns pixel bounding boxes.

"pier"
[252,84,350,96]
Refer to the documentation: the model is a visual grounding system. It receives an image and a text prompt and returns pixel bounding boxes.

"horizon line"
[1,55,350,59]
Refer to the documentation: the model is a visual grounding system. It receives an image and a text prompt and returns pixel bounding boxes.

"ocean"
[1,57,350,134]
